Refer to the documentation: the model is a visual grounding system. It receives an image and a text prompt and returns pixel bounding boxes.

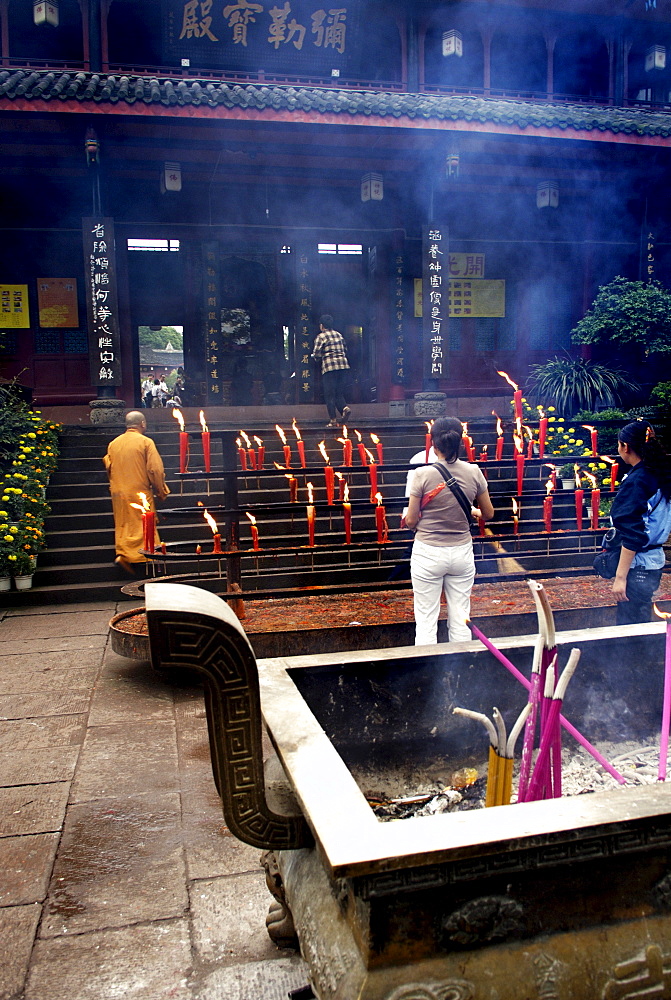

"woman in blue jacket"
[611,420,671,624]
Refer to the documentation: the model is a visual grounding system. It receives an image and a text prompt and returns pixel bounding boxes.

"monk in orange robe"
[103,410,170,574]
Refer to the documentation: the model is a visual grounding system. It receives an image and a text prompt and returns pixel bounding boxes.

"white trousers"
[410,537,475,645]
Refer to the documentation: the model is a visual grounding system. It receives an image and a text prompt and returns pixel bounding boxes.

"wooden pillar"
[481,28,492,94]
[545,34,556,100]
[0,0,9,67]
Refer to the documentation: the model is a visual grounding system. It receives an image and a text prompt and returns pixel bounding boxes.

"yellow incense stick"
[485,744,500,807]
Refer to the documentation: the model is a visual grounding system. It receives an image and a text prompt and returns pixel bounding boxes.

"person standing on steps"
[311,314,351,428]
[103,410,171,575]
[405,416,494,645]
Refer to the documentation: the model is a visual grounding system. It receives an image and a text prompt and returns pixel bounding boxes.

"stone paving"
[0,601,309,1000]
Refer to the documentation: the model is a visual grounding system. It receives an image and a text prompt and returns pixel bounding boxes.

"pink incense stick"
[658,615,671,781]
[526,650,580,802]
[468,622,627,785]
[517,634,544,803]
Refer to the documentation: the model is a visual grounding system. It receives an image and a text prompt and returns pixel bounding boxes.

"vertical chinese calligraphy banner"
[82,218,122,386]
[392,252,406,385]
[202,241,222,403]
[422,224,447,382]
[295,247,313,403]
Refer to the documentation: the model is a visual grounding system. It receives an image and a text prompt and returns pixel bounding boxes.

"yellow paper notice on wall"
[0,285,29,328]
[448,280,505,317]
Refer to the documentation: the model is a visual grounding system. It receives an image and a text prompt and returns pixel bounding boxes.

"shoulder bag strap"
[433,463,473,526]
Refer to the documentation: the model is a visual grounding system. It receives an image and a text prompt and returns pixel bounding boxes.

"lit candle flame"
[318,440,330,464]
[513,431,524,455]
[245,512,257,527]
[273,461,287,470]
[291,418,302,441]
[574,465,583,489]
[375,492,383,506]
[354,429,363,442]
[240,430,252,448]
[253,435,263,448]
[538,406,546,419]
[343,483,349,502]
[545,478,554,496]
[512,498,519,517]
[199,410,208,433]
[461,421,468,436]
[492,411,503,437]
[202,508,219,536]
[581,424,596,435]
[307,482,314,504]
[335,471,344,483]
[172,408,185,431]
[544,463,558,472]
[129,491,151,513]
[523,424,533,441]
[497,370,518,391]
[370,432,380,446]
[584,471,598,489]
[600,454,616,466]
[275,424,287,446]
[341,425,349,439]
[365,448,376,464]
[425,420,434,433]
[236,437,242,449]
[654,604,671,621]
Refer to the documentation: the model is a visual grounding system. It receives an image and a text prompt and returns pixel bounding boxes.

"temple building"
[1,0,671,416]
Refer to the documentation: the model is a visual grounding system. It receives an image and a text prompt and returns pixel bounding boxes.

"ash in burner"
[361,739,667,821]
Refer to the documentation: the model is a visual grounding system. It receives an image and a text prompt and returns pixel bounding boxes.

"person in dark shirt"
[610,419,671,624]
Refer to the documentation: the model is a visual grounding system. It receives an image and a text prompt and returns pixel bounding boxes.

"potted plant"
[11,546,37,589]
[526,354,638,416]
[558,462,577,489]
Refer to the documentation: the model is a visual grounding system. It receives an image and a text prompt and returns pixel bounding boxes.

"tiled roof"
[2,69,671,138]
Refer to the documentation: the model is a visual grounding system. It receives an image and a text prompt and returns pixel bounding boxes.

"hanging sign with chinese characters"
[37,278,79,328]
[392,252,406,384]
[422,225,447,381]
[295,248,313,402]
[203,241,223,402]
[163,1,360,75]
[82,219,121,386]
[0,285,29,328]
[647,231,655,282]
[449,253,485,278]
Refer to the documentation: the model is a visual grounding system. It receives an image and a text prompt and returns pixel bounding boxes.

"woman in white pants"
[406,416,494,645]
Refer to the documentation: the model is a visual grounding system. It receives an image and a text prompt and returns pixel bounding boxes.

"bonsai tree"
[571,276,671,355]
[525,355,638,416]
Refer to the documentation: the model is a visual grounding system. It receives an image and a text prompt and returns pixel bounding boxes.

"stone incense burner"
[145,582,671,1000]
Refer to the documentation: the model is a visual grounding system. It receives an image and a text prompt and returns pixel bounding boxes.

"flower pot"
[0,576,11,591]
[561,479,574,489]
[13,574,33,590]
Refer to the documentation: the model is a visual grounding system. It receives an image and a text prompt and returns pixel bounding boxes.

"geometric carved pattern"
[147,608,312,850]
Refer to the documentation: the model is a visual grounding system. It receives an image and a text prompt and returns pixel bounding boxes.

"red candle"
[479,445,488,462]
[590,489,600,530]
[515,451,525,496]
[338,432,353,467]
[275,425,291,468]
[368,460,378,502]
[292,419,306,468]
[173,409,189,474]
[306,482,316,547]
[143,510,156,554]
[583,425,598,457]
[575,483,584,532]
[512,498,519,535]
[496,436,504,461]
[514,389,523,421]
[611,463,617,492]
[324,465,335,505]
[246,512,260,550]
[286,474,297,503]
[161,541,167,556]
[538,410,548,459]
[375,493,388,543]
[343,484,352,544]
[355,430,367,467]
[254,437,264,470]
[336,472,346,502]
[370,433,383,466]
[544,463,558,490]
[237,438,248,471]
[199,411,211,474]
[213,532,223,554]
[526,434,534,460]
[478,516,486,537]
[247,448,257,470]
[425,421,433,463]
[543,481,554,533]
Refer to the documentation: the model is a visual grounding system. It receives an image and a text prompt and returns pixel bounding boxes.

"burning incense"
[497,370,523,421]
[526,649,581,802]
[172,408,189,474]
[538,407,548,459]
[582,424,598,457]
[654,604,671,781]
[370,433,383,466]
[202,508,222,553]
[493,412,504,461]
[292,418,306,468]
[467,620,626,784]
[354,429,367,467]
[517,634,545,803]
[199,410,211,474]
[245,512,260,550]
[275,424,292,467]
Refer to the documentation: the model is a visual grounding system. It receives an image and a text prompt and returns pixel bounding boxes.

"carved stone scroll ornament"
[385,982,474,1000]
[260,850,300,950]
[145,583,312,851]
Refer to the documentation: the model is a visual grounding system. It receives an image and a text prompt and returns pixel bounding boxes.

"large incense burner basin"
[145,583,671,1000]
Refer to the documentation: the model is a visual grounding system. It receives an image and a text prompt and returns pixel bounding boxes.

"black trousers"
[616,566,663,625]
[322,369,348,419]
